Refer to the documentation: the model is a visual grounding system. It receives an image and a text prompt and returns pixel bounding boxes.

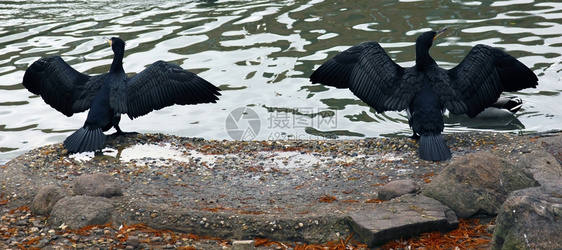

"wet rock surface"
[0,131,560,248]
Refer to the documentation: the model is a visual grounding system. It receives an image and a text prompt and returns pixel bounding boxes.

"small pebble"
[127,236,140,248]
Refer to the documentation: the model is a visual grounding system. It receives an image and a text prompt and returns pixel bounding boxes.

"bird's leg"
[410,131,420,140]
[113,124,125,135]
[111,113,137,135]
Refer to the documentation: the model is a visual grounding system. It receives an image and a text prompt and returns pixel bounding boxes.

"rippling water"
[1,0,561,164]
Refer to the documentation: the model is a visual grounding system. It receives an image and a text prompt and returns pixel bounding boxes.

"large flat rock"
[1,132,560,247]
[349,194,459,247]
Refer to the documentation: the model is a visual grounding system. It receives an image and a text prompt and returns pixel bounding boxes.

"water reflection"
[445,114,525,131]
[0,0,561,163]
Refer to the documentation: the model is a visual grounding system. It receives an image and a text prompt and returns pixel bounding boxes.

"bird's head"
[415,28,446,69]
[416,28,447,50]
[107,37,126,53]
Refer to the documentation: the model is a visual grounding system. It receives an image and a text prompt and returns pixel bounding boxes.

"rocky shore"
[1,131,560,249]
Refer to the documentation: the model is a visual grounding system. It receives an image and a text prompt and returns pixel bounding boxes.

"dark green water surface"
[1,0,560,163]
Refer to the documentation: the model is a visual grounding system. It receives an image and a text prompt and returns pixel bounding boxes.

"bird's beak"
[104,37,112,46]
[434,28,447,40]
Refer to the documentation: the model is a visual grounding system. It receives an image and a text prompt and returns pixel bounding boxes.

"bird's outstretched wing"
[446,44,538,117]
[116,61,221,119]
[22,55,107,116]
[310,42,422,112]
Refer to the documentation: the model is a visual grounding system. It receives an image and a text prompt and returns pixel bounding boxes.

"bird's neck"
[415,46,436,70]
[110,50,125,73]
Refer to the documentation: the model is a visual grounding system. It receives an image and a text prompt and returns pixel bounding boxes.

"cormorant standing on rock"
[310,28,538,161]
[23,37,221,153]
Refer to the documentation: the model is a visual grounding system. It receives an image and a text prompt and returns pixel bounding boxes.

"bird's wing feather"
[310,42,420,112]
[116,61,221,119]
[72,74,109,113]
[446,44,538,117]
[22,55,105,116]
[427,67,468,114]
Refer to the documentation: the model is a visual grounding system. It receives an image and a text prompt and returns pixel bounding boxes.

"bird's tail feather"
[419,134,451,161]
[64,127,105,153]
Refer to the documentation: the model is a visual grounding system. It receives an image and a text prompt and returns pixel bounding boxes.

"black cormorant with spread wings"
[310,28,538,161]
[23,37,221,153]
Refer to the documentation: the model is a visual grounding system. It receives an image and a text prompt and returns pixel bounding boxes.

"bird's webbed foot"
[113,125,138,136]
[112,131,139,136]
[410,132,420,140]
